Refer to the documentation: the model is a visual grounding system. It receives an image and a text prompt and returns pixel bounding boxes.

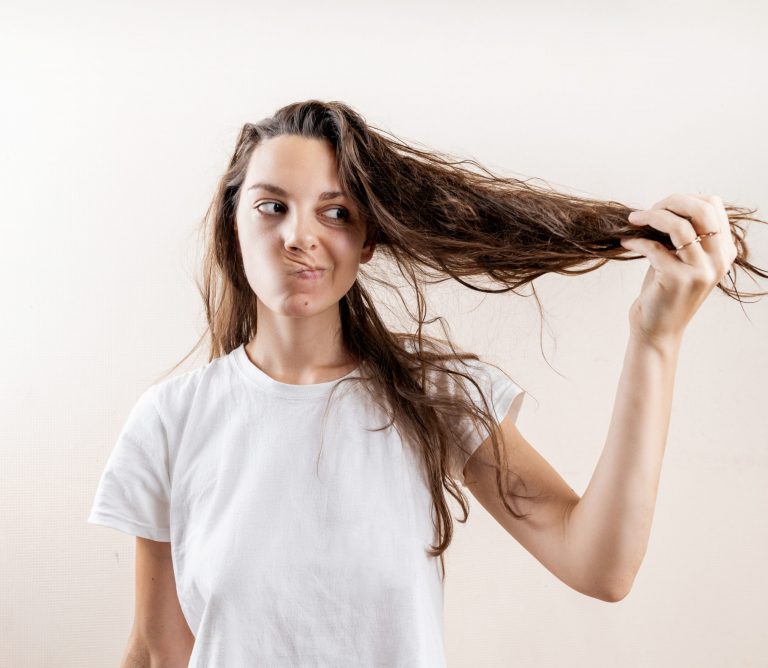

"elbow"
[569,573,632,602]
[596,574,635,603]
[598,585,631,603]
[572,568,634,602]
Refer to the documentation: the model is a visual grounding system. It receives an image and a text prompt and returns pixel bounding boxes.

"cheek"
[237,220,271,255]
[237,235,273,285]
[331,231,365,261]
[329,248,362,282]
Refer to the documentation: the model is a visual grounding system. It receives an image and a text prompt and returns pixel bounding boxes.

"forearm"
[119,636,150,668]
[567,332,682,600]
[120,632,193,668]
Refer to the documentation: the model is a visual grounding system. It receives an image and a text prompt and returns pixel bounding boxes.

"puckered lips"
[289,262,326,279]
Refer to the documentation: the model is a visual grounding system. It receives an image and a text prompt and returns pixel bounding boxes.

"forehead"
[245,135,339,184]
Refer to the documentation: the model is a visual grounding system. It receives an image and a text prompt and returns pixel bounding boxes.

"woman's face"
[235,134,375,319]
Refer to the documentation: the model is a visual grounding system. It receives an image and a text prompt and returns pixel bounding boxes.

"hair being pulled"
[160,99,768,581]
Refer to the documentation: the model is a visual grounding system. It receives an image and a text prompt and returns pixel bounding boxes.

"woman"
[88,99,766,667]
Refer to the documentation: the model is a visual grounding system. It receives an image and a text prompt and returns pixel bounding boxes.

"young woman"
[88,100,766,667]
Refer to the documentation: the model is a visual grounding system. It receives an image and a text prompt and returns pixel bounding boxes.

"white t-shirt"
[88,342,524,667]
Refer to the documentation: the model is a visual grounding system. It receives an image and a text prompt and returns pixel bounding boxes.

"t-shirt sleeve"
[448,358,526,487]
[87,385,172,541]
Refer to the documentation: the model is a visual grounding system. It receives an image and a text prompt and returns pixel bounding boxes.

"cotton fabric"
[88,342,524,667]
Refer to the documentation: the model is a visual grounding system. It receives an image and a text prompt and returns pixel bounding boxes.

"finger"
[685,193,738,272]
[620,236,684,273]
[648,192,721,238]
[689,193,726,231]
[644,192,724,266]
[627,208,707,267]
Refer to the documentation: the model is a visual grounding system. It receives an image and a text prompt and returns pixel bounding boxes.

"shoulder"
[400,335,492,383]
[145,350,234,426]
[395,334,524,400]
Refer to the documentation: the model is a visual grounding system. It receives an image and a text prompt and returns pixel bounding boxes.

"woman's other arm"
[119,537,195,667]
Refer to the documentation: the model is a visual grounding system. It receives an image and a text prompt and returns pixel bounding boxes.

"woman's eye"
[254,201,350,222]
[254,201,285,215]
[325,206,350,221]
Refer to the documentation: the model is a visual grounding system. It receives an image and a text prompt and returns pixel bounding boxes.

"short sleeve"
[448,358,525,486]
[87,385,172,541]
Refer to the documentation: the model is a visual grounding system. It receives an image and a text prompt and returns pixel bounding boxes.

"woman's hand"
[619,193,738,349]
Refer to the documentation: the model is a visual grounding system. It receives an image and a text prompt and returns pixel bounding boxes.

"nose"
[283,208,320,253]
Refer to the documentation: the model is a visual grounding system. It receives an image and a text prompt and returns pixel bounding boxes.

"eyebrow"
[246,182,348,201]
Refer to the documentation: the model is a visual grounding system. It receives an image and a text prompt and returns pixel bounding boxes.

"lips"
[292,268,325,280]
[291,263,324,274]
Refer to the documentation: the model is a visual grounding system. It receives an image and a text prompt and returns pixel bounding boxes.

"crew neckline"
[230,342,362,399]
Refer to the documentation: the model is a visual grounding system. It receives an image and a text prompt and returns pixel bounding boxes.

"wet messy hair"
[158,99,767,581]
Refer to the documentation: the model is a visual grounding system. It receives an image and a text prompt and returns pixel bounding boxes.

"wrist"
[628,329,683,358]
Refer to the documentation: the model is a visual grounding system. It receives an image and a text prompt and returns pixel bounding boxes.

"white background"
[2,0,767,665]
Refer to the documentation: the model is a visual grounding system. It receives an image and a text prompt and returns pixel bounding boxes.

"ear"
[359,224,377,264]
[360,241,376,264]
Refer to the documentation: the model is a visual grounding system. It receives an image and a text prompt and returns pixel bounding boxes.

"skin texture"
[234,135,376,384]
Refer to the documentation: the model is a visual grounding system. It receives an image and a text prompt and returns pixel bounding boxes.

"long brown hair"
[155,99,768,581]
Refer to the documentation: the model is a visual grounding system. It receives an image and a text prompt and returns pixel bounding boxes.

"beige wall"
[2,0,767,666]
